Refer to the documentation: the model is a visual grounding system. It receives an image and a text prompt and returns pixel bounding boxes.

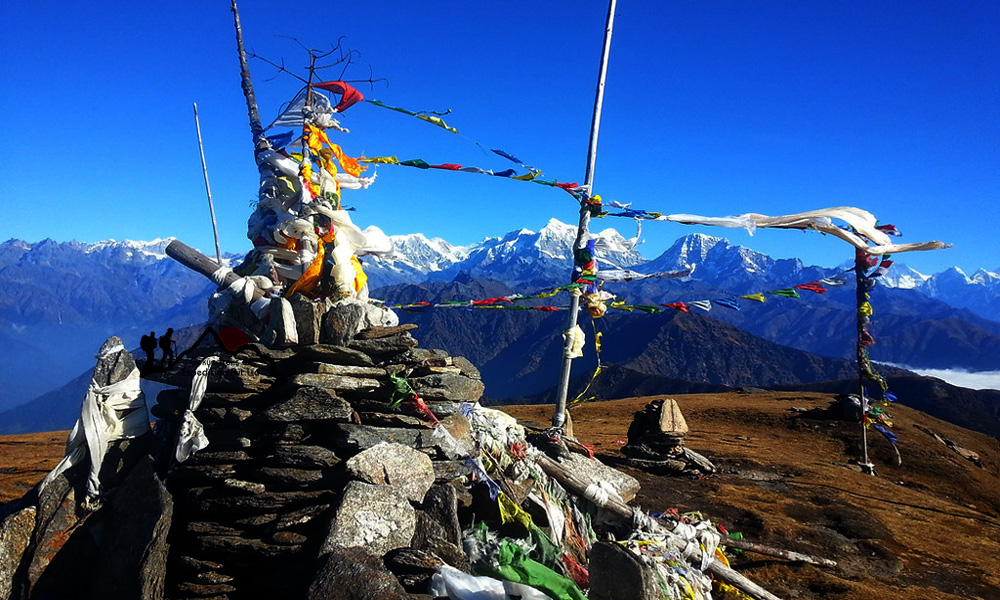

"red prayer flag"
[430,163,463,171]
[794,281,828,294]
[311,81,364,112]
[661,302,690,312]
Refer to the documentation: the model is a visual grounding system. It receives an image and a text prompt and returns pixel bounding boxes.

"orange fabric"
[285,242,325,297]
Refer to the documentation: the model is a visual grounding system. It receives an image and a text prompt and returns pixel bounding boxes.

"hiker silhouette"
[159,328,176,366]
[139,331,157,372]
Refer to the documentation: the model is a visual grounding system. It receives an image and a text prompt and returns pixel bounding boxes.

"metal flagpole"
[193,103,223,266]
[552,0,618,430]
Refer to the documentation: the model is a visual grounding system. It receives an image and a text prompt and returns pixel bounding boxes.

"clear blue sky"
[1,1,997,275]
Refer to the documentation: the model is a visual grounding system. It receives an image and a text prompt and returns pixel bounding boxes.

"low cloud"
[892,366,1000,391]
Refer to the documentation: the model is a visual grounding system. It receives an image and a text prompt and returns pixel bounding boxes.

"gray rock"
[222,478,267,494]
[358,412,429,428]
[254,467,329,488]
[396,348,449,365]
[289,293,327,345]
[269,530,308,545]
[203,427,253,450]
[308,546,408,600]
[260,423,310,445]
[0,507,35,600]
[345,443,435,503]
[187,521,243,536]
[589,541,659,600]
[92,457,173,600]
[293,372,382,393]
[322,481,415,556]
[144,356,270,392]
[409,373,484,403]
[261,386,354,422]
[194,535,302,558]
[558,452,640,503]
[271,445,342,469]
[168,463,238,485]
[421,485,461,546]
[296,344,375,367]
[195,571,235,584]
[348,334,418,358]
[355,323,418,340]
[184,450,252,465]
[431,460,473,482]
[176,581,238,596]
[269,504,330,532]
[450,356,481,379]
[322,300,368,345]
[26,473,81,594]
[329,424,436,456]
[193,490,334,515]
[315,362,389,377]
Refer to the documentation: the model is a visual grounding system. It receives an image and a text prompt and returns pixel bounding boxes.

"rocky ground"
[3,390,999,600]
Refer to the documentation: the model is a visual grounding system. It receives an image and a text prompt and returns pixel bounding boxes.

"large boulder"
[0,506,35,600]
[345,443,435,503]
[307,546,408,600]
[321,481,416,556]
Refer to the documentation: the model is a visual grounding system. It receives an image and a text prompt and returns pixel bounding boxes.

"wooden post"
[165,239,263,301]
[193,103,223,266]
[230,0,264,147]
[855,250,875,475]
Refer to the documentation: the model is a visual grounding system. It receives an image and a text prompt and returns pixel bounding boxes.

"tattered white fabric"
[40,346,148,498]
[175,356,220,463]
[656,206,949,255]
[563,325,586,359]
[429,564,554,600]
[600,267,694,283]
[210,266,271,319]
[268,87,348,132]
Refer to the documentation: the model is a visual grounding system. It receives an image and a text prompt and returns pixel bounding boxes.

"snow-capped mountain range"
[0,225,997,417]
[360,221,1000,320]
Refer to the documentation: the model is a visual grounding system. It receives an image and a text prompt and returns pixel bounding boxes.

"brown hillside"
[505,392,1000,600]
[3,392,999,600]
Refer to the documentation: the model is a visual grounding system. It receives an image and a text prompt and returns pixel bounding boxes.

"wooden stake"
[193,103,223,266]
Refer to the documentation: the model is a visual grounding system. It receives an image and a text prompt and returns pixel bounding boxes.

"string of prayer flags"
[365,99,459,133]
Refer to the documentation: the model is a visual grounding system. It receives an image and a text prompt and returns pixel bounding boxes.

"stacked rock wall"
[150,324,484,599]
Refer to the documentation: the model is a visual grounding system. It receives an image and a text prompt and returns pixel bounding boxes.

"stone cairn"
[621,399,716,475]
[149,302,489,599]
[0,299,819,600]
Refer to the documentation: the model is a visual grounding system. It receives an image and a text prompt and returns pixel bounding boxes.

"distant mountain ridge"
[0,225,996,419]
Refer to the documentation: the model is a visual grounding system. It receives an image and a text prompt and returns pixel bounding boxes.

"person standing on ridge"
[159,328,176,366]
[140,331,157,373]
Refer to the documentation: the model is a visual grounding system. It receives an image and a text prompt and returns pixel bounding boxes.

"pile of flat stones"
[621,398,716,476]
[146,304,486,599]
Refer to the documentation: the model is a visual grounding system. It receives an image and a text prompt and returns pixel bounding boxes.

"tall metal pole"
[193,103,223,265]
[552,0,618,429]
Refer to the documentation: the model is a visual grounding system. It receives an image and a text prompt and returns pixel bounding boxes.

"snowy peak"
[881,264,930,290]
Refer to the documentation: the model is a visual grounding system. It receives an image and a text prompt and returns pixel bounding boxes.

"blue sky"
[1,1,997,275]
